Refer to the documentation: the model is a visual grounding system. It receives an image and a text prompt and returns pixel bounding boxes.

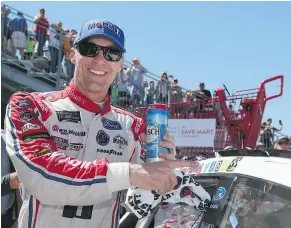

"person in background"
[61,28,70,77]
[170,78,183,103]
[170,78,183,115]
[156,71,170,104]
[62,29,77,80]
[259,121,273,149]
[1,130,20,228]
[8,11,27,60]
[34,8,49,57]
[41,34,51,72]
[197,82,212,99]
[274,136,290,151]
[115,67,130,108]
[127,58,147,108]
[141,81,148,106]
[192,82,212,113]
[24,35,36,60]
[48,21,62,73]
[183,90,195,116]
[259,118,283,149]
[146,80,156,105]
[1,8,11,54]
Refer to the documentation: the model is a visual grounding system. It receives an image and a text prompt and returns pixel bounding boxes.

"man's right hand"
[129,160,200,194]
[9,172,20,190]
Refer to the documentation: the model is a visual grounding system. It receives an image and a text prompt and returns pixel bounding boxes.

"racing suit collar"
[65,81,111,115]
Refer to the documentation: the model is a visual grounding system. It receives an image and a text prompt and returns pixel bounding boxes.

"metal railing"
[1,4,67,90]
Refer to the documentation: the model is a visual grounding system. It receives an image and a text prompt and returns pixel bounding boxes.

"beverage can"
[146,104,168,163]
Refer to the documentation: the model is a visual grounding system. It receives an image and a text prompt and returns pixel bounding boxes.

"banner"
[168,119,216,147]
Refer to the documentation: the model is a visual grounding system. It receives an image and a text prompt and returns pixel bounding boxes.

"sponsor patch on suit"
[56,111,82,124]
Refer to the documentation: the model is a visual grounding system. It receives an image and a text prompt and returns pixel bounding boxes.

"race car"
[120,149,291,228]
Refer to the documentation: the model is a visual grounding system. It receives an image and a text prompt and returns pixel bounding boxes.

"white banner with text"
[168,119,216,147]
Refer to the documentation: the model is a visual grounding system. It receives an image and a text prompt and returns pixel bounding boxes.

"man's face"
[58,22,62,28]
[133,60,139,65]
[200,84,205,90]
[71,37,123,97]
[40,9,45,16]
[275,140,290,150]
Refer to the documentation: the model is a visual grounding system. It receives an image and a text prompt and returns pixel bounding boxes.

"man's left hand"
[158,135,176,160]
[140,134,176,161]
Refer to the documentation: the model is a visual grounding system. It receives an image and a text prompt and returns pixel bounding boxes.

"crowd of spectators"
[2,5,289,150]
[1,6,77,81]
[257,118,290,150]
[2,6,216,112]
[111,63,213,113]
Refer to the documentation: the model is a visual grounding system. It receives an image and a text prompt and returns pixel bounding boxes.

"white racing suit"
[5,81,146,228]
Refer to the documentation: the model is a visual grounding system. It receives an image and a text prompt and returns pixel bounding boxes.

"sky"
[3,1,291,135]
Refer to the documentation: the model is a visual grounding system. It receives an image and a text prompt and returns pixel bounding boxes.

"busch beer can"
[146,104,168,163]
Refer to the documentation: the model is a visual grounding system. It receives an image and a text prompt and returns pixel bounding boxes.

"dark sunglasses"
[74,41,123,62]
[278,141,290,146]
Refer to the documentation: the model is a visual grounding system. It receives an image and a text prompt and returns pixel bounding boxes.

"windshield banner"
[168,119,216,147]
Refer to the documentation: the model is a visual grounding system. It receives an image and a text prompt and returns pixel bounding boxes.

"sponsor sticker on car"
[201,158,243,174]
[212,187,227,201]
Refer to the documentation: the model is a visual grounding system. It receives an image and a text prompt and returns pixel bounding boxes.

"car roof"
[182,156,291,188]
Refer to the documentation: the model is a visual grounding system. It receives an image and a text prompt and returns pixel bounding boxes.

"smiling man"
[5,19,195,228]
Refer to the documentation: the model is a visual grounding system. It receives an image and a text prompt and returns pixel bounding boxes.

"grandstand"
[1,3,287,155]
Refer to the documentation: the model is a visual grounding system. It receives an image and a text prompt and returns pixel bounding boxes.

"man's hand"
[129,160,200,194]
[140,133,176,161]
[158,135,176,160]
[9,172,20,190]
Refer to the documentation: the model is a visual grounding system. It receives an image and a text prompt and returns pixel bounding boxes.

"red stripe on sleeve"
[8,93,108,180]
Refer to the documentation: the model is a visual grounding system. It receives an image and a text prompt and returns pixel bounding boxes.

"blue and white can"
[146,104,168,163]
